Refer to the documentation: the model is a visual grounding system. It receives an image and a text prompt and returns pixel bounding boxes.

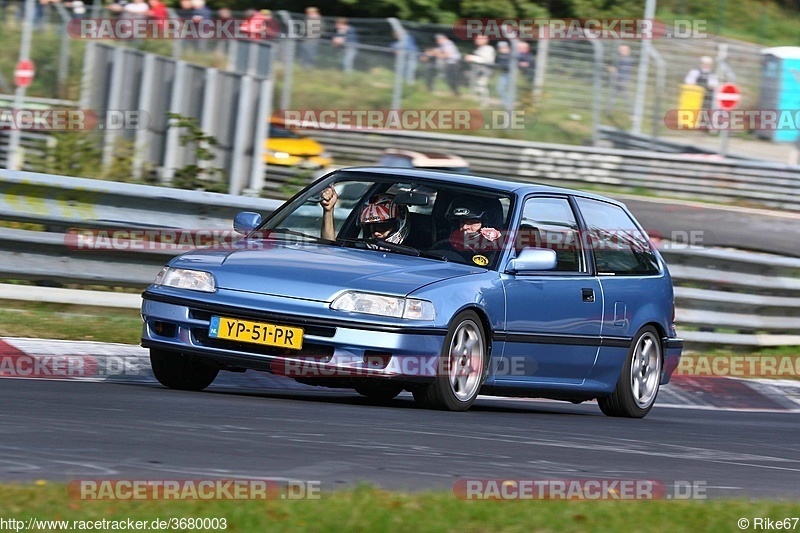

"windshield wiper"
[373,239,422,256]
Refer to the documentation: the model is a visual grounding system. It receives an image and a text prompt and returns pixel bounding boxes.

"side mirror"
[392,191,429,206]
[507,247,557,273]
[233,211,262,235]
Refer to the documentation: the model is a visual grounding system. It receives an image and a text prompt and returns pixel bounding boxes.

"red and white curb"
[2,337,799,412]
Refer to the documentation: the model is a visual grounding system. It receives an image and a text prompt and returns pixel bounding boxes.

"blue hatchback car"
[141,168,683,417]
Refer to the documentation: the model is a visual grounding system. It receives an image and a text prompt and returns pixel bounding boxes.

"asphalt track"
[2,378,800,498]
[2,197,800,500]
[621,196,800,256]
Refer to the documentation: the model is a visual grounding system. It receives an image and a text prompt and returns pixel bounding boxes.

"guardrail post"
[227,39,238,71]
[162,60,188,185]
[247,77,273,194]
[591,40,603,146]
[506,39,519,112]
[79,41,96,110]
[277,10,296,111]
[102,46,126,167]
[167,8,181,60]
[387,17,406,110]
[53,2,71,98]
[7,0,36,171]
[631,0,656,134]
[532,38,548,102]
[716,43,736,157]
[133,53,156,179]
[229,76,254,195]
[199,67,219,179]
[649,46,666,149]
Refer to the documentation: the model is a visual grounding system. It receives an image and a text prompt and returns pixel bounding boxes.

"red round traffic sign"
[715,82,740,111]
[14,59,35,88]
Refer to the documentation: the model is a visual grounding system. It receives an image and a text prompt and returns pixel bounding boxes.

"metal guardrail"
[295,128,800,212]
[597,126,754,158]
[0,169,282,229]
[0,130,48,170]
[1,169,798,348]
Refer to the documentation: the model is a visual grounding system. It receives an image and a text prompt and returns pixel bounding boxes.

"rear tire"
[354,382,404,402]
[598,326,662,418]
[150,349,219,391]
[413,311,486,412]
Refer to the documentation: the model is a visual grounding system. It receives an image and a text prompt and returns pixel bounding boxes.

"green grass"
[657,0,800,47]
[0,300,142,344]
[282,65,590,145]
[1,483,799,532]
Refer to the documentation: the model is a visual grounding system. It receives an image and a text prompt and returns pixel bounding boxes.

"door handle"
[582,288,595,302]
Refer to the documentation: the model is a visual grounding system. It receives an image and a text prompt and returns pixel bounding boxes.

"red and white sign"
[715,82,740,111]
[14,59,35,88]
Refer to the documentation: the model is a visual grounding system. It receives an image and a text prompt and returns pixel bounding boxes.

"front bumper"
[141,291,447,382]
[265,155,333,169]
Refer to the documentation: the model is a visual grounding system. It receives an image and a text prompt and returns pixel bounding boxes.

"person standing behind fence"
[605,44,633,114]
[391,30,419,84]
[332,17,359,74]
[494,41,511,106]
[146,0,167,35]
[300,6,323,68]
[464,35,495,107]
[684,56,718,113]
[109,0,148,19]
[434,33,461,95]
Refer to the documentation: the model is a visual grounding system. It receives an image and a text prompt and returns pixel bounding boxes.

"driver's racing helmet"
[359,194,409,245]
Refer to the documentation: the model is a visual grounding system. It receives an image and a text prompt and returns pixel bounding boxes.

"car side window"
[517,197,584,273]
[576,198,660,276]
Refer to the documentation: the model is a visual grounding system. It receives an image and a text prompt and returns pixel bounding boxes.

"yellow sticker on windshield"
[472,255,489,266]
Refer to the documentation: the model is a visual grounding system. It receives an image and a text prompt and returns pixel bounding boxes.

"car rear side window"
[576,198,660,276]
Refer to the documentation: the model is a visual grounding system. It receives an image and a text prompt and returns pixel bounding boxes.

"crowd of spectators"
[1,1,545,106]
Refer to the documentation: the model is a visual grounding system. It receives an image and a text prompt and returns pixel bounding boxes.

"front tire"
[150,349,219,391]
[413,311,486,412]
[598,326,662,418]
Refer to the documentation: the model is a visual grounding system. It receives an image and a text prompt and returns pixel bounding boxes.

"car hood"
[170,241,482,302]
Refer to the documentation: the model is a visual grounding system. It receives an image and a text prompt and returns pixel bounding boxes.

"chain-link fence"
[0,8,788,153]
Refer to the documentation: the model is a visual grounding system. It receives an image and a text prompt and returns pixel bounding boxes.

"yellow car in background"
[264,120,333,169]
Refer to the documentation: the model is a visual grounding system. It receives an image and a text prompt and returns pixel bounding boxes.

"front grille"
[191,328,334,361]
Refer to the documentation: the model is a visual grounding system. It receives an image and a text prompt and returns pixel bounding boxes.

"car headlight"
[154,267,216,292]
[330,291,435,320]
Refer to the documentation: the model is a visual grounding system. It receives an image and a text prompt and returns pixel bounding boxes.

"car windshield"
[269,124,302,139]
[258,174,514,269]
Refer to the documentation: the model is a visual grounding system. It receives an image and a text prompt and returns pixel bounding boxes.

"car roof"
[336,166,625,206]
